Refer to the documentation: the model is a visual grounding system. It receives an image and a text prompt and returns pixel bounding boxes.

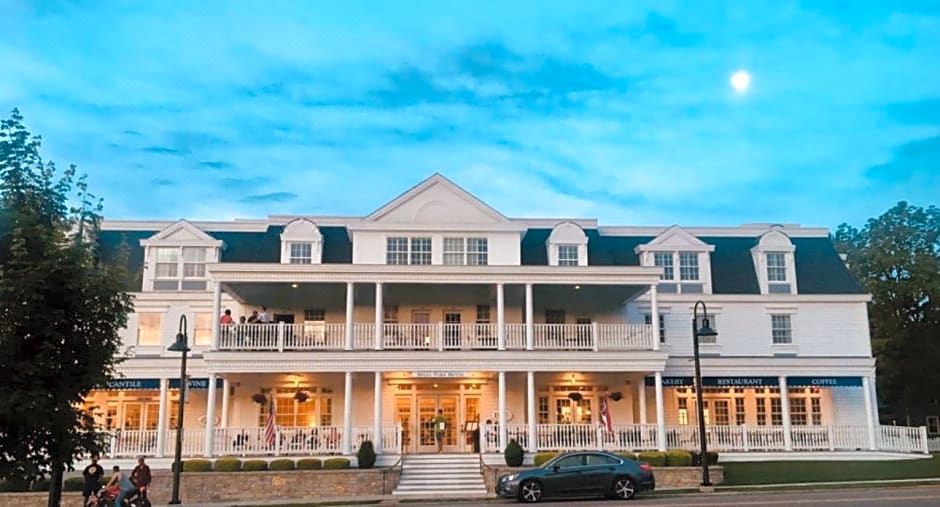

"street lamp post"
[167,315,191,505]
[691,301,717,487]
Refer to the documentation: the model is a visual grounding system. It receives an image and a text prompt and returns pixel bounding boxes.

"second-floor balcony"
[216,322,655,352]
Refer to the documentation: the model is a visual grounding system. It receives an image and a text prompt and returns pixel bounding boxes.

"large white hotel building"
[87,174,929,462]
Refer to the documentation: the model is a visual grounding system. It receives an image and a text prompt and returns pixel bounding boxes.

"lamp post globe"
[692,300,717,487]
[168,315,191,505]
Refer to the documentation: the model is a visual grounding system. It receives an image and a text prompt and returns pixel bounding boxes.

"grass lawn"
[722,454,940,485]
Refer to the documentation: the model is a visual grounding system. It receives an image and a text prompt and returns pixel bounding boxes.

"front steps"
[393,454,488,497]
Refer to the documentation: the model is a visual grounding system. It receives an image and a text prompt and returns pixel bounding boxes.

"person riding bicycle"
[104,465,135,506]
[129,457,151,504]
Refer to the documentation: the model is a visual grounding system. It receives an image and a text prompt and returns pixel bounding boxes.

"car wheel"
[612,476,636,500]
[519,480,543,503]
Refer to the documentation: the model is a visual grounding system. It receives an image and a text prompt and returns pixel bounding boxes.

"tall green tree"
[834,201,940,424]
[0,109,134,506]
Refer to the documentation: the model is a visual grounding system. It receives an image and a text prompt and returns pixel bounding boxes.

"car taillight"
[639,463,652,472]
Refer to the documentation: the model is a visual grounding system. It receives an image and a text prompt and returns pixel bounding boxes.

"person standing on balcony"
[247,310,259,323]
[433,409,447,453]
[259,306,270,323]
[220,309,234,325]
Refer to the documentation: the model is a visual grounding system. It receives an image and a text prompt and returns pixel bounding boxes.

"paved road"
[435,485,940,506]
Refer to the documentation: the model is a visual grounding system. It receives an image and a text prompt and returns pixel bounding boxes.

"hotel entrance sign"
[410,371,470,378]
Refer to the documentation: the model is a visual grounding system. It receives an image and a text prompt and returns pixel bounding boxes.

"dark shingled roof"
[97,229,154,291]
[520,230,865,295]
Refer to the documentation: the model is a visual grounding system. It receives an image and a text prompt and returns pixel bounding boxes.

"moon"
[730,70,751,92]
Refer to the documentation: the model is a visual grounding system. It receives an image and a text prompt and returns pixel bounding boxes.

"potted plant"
[504,439,524,467]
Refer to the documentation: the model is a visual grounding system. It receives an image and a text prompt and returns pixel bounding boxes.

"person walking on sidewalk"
[81,455,104,506]
[432,409,447,453]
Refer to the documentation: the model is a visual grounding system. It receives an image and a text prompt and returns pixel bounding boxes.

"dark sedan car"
[497,451,655,503]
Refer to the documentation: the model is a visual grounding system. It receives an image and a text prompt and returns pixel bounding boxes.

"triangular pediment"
[637,225,715,252]
[365,173,509,225]
[140,219,222,246]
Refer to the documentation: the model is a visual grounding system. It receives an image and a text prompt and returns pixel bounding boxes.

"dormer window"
[140,220,222,292]
[280,219,323,264]
[752,229,798,295]
[547,222,588,267]
[636,226,714,294]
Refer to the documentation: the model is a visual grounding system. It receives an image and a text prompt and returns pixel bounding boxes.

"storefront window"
[538,396,549,424]
[735,398,746,425]
[790,397,808,425]
[258,387,332,427]
[677,398,689,425]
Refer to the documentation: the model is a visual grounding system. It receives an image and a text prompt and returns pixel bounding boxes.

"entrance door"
[443,311,461,349]
[417,395,459,452]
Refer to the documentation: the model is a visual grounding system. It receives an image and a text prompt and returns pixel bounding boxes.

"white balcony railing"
[216,323,655,352]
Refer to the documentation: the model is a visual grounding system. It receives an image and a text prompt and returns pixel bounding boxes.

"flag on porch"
[600,396,613,432]
[264,398,277,447]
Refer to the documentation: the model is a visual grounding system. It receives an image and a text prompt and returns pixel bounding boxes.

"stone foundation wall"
[483,465,723,493]
[0,469,400,507]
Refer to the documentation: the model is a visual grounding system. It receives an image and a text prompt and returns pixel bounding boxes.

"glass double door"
[417,395,459,453]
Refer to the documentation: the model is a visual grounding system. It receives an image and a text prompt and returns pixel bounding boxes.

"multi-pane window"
[771,314,793,344]
[182,247,207,277]
[735,398,746,425]
[467,238,488,265]
[790,397,808,426]
[443,238,464,265]
[770,397,783,426]
[137,313,163,346]
[409,237,432,265]
[757,395,783,426]
[694,315,718,344]
[654,252,674,280]
[677,397,689,425]
[644,313,667,343]
[767,252,787,281]
[558,245,579,266]
[304,309,326,322]
[383,305,399,323]
[476,305,491,323]
[386,237,408,265]
[679,252,699,280]
[713,401,730,426]
[289,243,313,264]
[925,416,939,435]
[154,248,179,278]
[811,398,822,425]
[538,396,550,424]
[258,388,331,428]
[193,312,213,345]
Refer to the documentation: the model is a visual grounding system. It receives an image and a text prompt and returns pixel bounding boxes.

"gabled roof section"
[139,219,223,247]
[363,173,510,225]
[635,225,715,253]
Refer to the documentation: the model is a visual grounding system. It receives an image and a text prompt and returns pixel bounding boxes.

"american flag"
[600,396,613,433]
[264,398,277,447]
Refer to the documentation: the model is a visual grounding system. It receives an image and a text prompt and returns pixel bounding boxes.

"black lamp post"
[691,300,717,487]
[167,315,190,505]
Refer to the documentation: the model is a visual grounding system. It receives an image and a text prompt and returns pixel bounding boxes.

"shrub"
[691,450,720,466]
[270,459,295,471]
[666,449,692,467]
[533,452,558,467]
[30,478,50,492]
[0,480,29,492]
[617,452,638,462]
[637,451,666,467]
[63,477,85,491]
[357,440,377,469]
[504,439,524,467]
[297,458,323,470]
[324,458,350,470]
[243,460,269,471]
[214,457,242,472]
[182,459,213,472]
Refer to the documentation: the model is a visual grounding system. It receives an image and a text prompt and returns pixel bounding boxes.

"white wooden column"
[779,376,793,451]
[374,371,383,454]
[496,283,506,350]
[374,282,384,350]
[211,282,222,349]
[220,377,230,428]
[654,372,666,451]
[498,371,508,451]
[637,379,647,425]
[525,283,534,350]
[863,376,877,450]
[343,372,353,455]
[526,371,537,452]
[345,282,354,350]
[155,378,168,457]
[650,284,660,350]
[204,373,217,457]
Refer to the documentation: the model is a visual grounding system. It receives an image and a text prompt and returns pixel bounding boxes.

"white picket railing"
[212,425,402,456]
[596,324,654,350]
[353,323,375,349]
[383,323,439,350]
[283,323,346,350]
[505,324,526,349]
[599,424,660,451]
[878,425,926,454]
[109,430,161,458]
[217,324,279,350]
[533,324,594,350]
[164,429,206,457]
[928,437,940,452]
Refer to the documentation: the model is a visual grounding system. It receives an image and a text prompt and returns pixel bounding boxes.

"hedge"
[666,449,692,467]
[637,451,666,467]
[323,458,350,470]
[29,478,50,492]
[63,477,85,491]
[243,460,269,471]
[270,459,296,471]
[297,458,323,470]
[691,450,720,466]
[182,459,213,472]
[617,452,638,461]
[214,458,242,472]
[533,452,558,467]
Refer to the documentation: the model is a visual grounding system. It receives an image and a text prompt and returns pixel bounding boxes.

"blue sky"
[1,0,938,228]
